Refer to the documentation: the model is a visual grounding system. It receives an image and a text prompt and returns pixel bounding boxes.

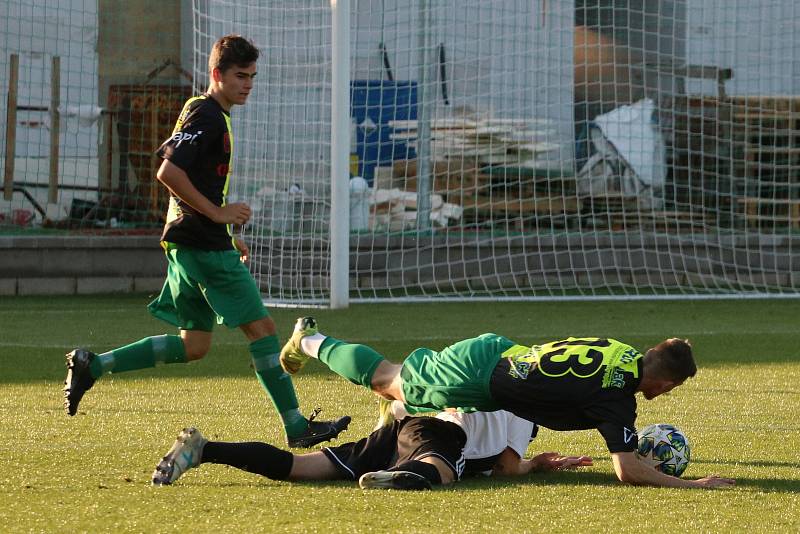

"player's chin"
[237,93,250,103]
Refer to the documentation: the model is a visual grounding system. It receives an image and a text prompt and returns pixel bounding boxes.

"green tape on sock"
[250,335,306,437]
[104,335,186,374]
[152,335,186,364]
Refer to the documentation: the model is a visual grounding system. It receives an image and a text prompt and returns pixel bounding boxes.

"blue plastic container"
[350,80,418,183]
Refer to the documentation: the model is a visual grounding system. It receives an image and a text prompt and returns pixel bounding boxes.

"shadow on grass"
[162,467,800,493]
[0,352,345,384]
[694,457,800,470]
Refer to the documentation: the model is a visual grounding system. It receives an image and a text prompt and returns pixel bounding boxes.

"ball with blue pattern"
[636,423,691,477]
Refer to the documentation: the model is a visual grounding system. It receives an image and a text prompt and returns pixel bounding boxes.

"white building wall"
[0,0,99,220]
[686,0,800,96]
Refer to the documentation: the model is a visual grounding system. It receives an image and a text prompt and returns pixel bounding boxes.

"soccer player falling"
[279,317,735,489]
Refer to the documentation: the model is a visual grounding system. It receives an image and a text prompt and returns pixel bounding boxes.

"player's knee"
[184,344,209,361]
[182,336,211,361]
[240,316,276,341]
[369,361,403,399]
[438,470,455,485]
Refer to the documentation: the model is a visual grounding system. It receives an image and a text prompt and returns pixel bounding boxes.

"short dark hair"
[644,338,697,382]
[209,34,259,74]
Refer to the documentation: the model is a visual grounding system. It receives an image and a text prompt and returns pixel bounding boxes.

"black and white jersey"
[437,410,534,475]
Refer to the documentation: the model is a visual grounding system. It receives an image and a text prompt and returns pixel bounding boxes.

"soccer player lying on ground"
[62,35,349,448]
[151,402,592,490]
[279,318,736,489]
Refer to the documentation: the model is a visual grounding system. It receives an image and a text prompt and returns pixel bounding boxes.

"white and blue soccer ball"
[636,423,691,477]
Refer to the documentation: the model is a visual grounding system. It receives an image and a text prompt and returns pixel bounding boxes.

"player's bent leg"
[244,316,351,448]
[317,335,393,390]
[286,451,343,481]
[152,427,208,486]
[369,360,406,401]
[180,330,212,361]
[358,460,445,490]
[421,456,456,485]
[64,334,188,416]
[358,470,432,490]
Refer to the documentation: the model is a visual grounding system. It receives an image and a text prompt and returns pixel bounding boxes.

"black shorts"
[322,416,467,480]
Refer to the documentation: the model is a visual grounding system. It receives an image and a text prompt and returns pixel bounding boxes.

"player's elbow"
[612,455,644,485]
[615,463,650,486]
[615,468,639,485]
[156,159,181,187]
[155,163,171,185]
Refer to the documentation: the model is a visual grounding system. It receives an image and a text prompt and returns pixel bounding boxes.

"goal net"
[193,0,800,305]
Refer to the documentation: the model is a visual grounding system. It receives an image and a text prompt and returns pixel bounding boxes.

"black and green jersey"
[489,337,643,453]
[156,94,235,250]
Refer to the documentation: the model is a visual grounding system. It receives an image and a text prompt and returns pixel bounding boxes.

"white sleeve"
[504,413,534,459]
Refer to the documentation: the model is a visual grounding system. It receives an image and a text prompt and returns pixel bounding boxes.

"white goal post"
[193,0,800,307]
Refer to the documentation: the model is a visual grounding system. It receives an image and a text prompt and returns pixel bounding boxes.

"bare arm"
[612,451,735,488]
[491,448,593,477]
[491,447,531,476]
[156,159,251,225]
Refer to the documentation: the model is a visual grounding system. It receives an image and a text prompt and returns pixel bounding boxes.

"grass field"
[1,295,799,533]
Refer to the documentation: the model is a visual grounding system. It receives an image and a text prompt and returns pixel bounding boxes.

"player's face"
[214,63,257,108]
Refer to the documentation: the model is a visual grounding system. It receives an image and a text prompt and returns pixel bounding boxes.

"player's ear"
[211,67,223,83]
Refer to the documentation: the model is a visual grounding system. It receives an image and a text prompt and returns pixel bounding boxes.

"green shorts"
[400,333,513,413]
[147,244,268,332]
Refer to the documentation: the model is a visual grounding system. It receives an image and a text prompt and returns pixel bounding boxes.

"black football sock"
[390,460,442,485]
[201,441,294,480]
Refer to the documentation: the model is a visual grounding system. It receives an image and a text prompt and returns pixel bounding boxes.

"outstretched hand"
[532,452,593,472]
[694,475,736,488]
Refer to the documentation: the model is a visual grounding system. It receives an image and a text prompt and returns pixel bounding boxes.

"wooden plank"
[464,195,580,215]
[48,56,60,203]
[3,54,19,201]
[738,197,800,228]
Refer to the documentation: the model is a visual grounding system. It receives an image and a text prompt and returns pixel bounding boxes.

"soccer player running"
[279,317,736,488]
[63,35,349,448]
[151,403,592,490]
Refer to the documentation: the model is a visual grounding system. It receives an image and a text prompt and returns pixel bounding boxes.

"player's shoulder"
[180,95,225,124]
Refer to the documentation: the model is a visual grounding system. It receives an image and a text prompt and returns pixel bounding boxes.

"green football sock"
[250,335,307,438]
[317,337,385,389]
[89,335,186,378]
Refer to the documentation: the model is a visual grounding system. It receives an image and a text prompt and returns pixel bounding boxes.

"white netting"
[194,0,800,305]
[0,0,100,227]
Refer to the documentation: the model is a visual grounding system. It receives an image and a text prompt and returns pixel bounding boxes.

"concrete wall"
[2,234,797,296]
[0,235,166,296]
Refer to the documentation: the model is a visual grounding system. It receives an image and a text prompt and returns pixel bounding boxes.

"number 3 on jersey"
[535,338,611,378]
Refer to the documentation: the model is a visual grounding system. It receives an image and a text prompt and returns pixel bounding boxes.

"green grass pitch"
[1,295,799,532]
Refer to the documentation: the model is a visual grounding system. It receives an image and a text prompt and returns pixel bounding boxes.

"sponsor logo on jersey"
[216,163,229,177]
[502,344,536,380]
[172,130,203,147]
[601,345,641,388]
[603,367,627,389]
[619,348,639,365]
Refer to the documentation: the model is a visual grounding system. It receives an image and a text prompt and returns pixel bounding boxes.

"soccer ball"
[636,423,691,477]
